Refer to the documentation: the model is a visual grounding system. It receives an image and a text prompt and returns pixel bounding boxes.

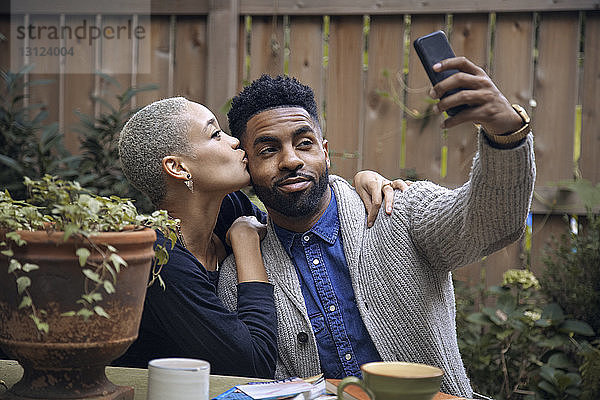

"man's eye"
[298,139,313,147]
[258,147,276,155]
[211,130,222,139]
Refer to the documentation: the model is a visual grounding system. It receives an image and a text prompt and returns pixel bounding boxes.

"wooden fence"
[1,0,599,286]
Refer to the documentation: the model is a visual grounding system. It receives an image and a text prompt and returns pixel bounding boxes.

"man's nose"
[278,147,303,171]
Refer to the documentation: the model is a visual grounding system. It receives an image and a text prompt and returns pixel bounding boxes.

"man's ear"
[162,156,189,181]
[322,139,330,169]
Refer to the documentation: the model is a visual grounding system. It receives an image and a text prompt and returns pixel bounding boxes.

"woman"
[115,97,406,378]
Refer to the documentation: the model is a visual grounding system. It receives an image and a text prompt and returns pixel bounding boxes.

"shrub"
[0,66,78,199]
[455,269,595,399]
[74,74,157,214]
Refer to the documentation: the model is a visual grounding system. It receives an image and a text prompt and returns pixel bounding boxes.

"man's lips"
[276,176,313,193]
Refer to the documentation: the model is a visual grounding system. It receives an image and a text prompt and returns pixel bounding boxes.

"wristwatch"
[483,104,531,147]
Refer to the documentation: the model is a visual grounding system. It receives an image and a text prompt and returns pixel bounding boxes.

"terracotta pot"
[0,228,156,399]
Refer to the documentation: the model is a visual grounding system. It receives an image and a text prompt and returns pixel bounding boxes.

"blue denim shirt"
[273,189,381,378]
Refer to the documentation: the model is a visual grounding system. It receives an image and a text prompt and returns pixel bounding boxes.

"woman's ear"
[162,156,189,181]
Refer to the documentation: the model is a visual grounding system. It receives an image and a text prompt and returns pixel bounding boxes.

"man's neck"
[268,188,332,233]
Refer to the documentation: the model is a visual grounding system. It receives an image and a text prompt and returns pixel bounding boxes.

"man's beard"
[252,167,329,218]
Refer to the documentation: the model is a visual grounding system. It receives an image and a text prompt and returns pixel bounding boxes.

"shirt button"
[329,305,336,312]
[313,259,320,265]
[297,332,309,344]
[345,353,352,361]
[303,235,310,242]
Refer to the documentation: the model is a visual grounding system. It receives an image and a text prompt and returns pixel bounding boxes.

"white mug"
[147,358,210,400]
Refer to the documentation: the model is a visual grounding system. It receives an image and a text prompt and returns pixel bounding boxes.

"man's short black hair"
[227,74,320,140]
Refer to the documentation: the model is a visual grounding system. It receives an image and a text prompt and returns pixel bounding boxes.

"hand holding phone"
[413,30,469,116]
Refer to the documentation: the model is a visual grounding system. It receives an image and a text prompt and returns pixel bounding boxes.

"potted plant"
[0,175,177,399]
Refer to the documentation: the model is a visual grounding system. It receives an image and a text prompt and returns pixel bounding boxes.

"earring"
[185,173,194,193]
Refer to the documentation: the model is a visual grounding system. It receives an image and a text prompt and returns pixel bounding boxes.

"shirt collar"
[274,188,340,252]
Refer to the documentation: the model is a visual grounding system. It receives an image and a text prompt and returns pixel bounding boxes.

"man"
[217,57,535,397]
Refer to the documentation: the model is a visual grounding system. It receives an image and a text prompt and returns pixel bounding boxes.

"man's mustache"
[274,172,315,187]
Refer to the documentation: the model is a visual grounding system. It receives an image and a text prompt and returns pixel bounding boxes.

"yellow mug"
[337,362,444,400]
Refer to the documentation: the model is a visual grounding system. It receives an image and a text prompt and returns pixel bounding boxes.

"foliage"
[541,214,600,334]
[0,66,78,199]
[579,340,600,400]
[74,73,157,214]
[455,269,595,399]
[541,179,600,333]
[0,175,178,334]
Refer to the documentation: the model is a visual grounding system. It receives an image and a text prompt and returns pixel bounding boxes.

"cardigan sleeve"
[402,132,535,272]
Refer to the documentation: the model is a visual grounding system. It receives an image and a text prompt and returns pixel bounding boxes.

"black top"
[114,191,277,378]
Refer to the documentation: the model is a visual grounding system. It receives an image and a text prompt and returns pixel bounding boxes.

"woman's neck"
[162,192,225,270]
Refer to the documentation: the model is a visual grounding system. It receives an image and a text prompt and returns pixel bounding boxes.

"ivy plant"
[0,175,178,334]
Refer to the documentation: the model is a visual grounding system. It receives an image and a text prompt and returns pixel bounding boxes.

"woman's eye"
[211,130,222,139]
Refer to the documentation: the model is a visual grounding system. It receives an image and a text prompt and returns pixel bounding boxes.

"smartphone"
[413,30,469,116]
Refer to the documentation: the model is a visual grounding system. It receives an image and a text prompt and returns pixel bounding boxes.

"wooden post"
[206,0,239,129]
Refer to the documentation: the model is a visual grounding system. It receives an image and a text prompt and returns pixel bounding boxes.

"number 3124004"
[20,47,75,57]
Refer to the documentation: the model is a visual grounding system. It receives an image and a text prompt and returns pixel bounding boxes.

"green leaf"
[541,303,565,324]
[29,314,49,334]
[559,320,595,336]
[538,380,559,396]
[109,252,127,271]
[548,352,573,369]
[16,276,31,294]
[94,306,110,318]
[22,263,39,272]
[539,365,558,383]
[82,269,101,283]
[103,280,115,294]
[18,295,32,309]
[466,312,491,326]
[76,308,94,320]
[76,248,91,267]
[60,311,76,317]
[1,248,14,257]
[8,259,22,273]
[6,231,25,246]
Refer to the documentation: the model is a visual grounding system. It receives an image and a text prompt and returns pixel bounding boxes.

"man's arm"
[401,56,535,271]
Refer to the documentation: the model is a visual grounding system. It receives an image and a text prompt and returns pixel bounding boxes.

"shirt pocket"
[308,313,343,378]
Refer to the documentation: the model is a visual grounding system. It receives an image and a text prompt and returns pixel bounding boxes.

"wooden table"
[0,359,266,399]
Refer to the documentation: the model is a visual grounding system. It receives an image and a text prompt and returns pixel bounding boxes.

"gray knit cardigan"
[217,132,536,397]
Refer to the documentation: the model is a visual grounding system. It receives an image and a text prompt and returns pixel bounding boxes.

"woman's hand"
[226,216,267,246]
[226,216,269,283]
[353,170,412,228]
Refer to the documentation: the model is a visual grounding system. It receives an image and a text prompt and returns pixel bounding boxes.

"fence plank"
[98,15,134,115]
[530,214,569,277]
[27,15,61,134]
[0,15,9,72]
[363,15,404,179]
[288,16,323,123]
[493,13,534,106]
[405,15,446,182]
[136,16,171,107]
[239,0,600,15]
[533,12,579,186]
[445,14,489,187]
[174,16,207,103]
[237,16,247,92]
[248,15,284,80]
[325,16,363,181]
[206,0,238,127]
[580,11,600,184]
[62,14,96,153]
